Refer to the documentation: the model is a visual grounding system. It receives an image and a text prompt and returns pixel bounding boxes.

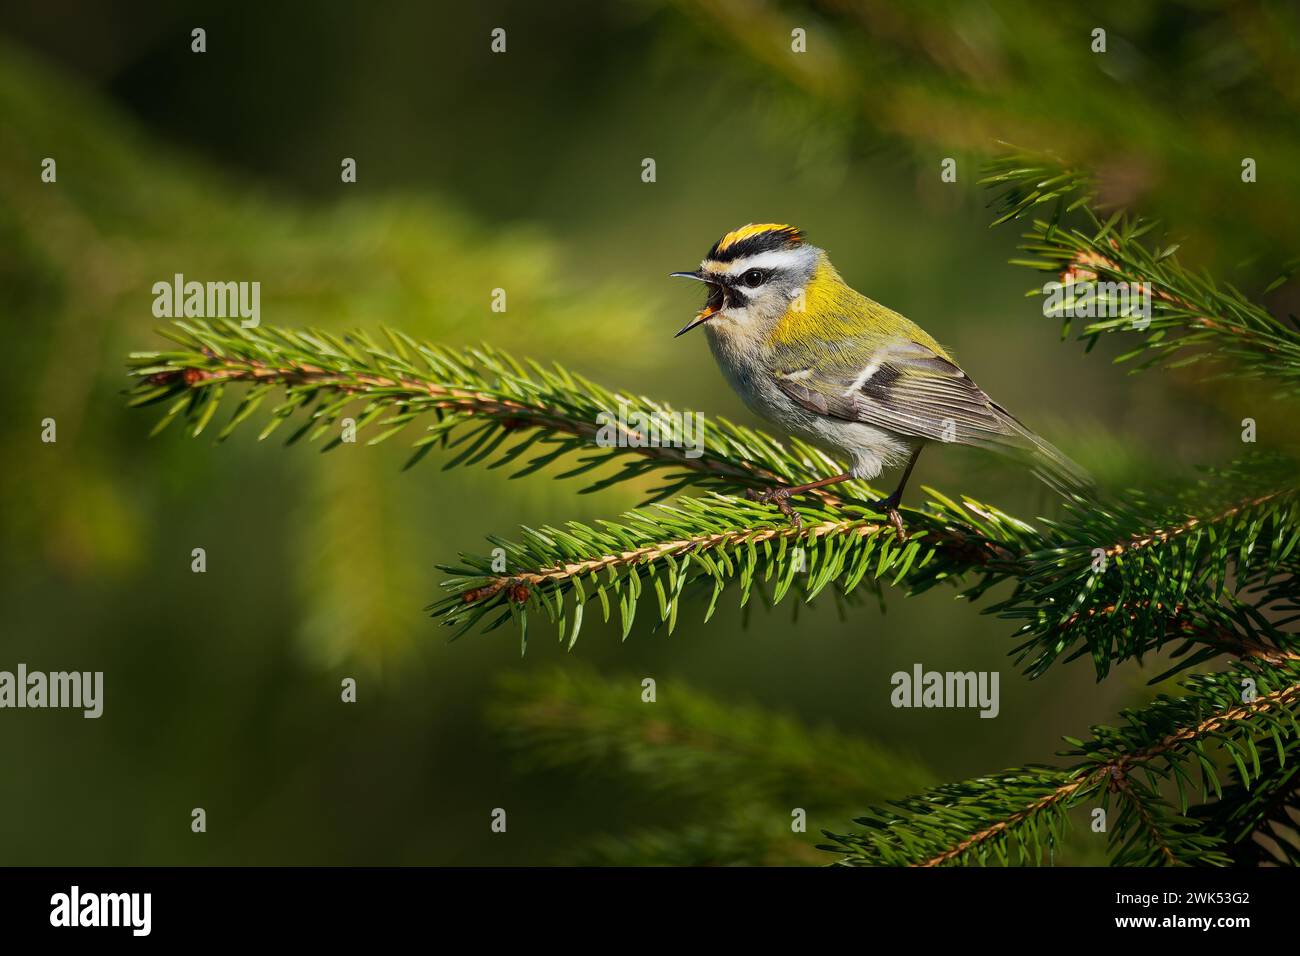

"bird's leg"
[746,472,853,529]
[870,447,923,541]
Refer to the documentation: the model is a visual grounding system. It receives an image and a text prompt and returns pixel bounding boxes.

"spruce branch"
[432,489,1040,649]
[824,659,1300,866]
[982,151,1300,392]
[126,319,869,504]
[437,457,1298,667]
[981,149,1096,225]
[992,459,1300,680]
[1191,747,1300,866]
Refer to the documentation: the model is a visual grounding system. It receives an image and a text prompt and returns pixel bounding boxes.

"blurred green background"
[2,0,1298,864]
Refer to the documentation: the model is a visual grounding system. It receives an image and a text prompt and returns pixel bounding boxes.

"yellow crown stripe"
[716,223,799,251]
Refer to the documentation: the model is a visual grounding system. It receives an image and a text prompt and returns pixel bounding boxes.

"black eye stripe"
[705,267,776,304]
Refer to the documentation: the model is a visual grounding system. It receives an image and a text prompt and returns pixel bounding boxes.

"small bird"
[671,223,1090,532]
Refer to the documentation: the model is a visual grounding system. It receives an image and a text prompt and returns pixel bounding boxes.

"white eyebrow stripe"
[701,248,810,275]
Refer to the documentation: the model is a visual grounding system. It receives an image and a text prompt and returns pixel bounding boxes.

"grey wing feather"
[774,340,1092,497]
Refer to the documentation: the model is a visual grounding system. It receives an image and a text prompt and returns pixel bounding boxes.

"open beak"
[673,305,718,338]
[670,271,722,337]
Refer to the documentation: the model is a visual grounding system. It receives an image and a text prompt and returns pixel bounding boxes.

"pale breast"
[704,324,912,481]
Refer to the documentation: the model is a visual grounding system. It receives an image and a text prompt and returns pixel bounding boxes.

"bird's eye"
[742,269,767,288]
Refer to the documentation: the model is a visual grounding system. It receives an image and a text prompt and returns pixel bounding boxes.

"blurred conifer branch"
[490,667,936,865]
[981,150,1096,225]
[683,0,1300,275]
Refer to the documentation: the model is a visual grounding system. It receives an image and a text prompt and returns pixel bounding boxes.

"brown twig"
[1104,491,1288,558]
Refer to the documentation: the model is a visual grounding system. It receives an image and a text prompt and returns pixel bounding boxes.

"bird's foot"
[869,493,907,542]
[746,486,802,529]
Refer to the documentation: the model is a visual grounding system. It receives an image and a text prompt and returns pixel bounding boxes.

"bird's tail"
[989,406,1094,499]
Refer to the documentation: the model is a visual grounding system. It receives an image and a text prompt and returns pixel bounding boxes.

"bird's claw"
[746,486,802,529]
